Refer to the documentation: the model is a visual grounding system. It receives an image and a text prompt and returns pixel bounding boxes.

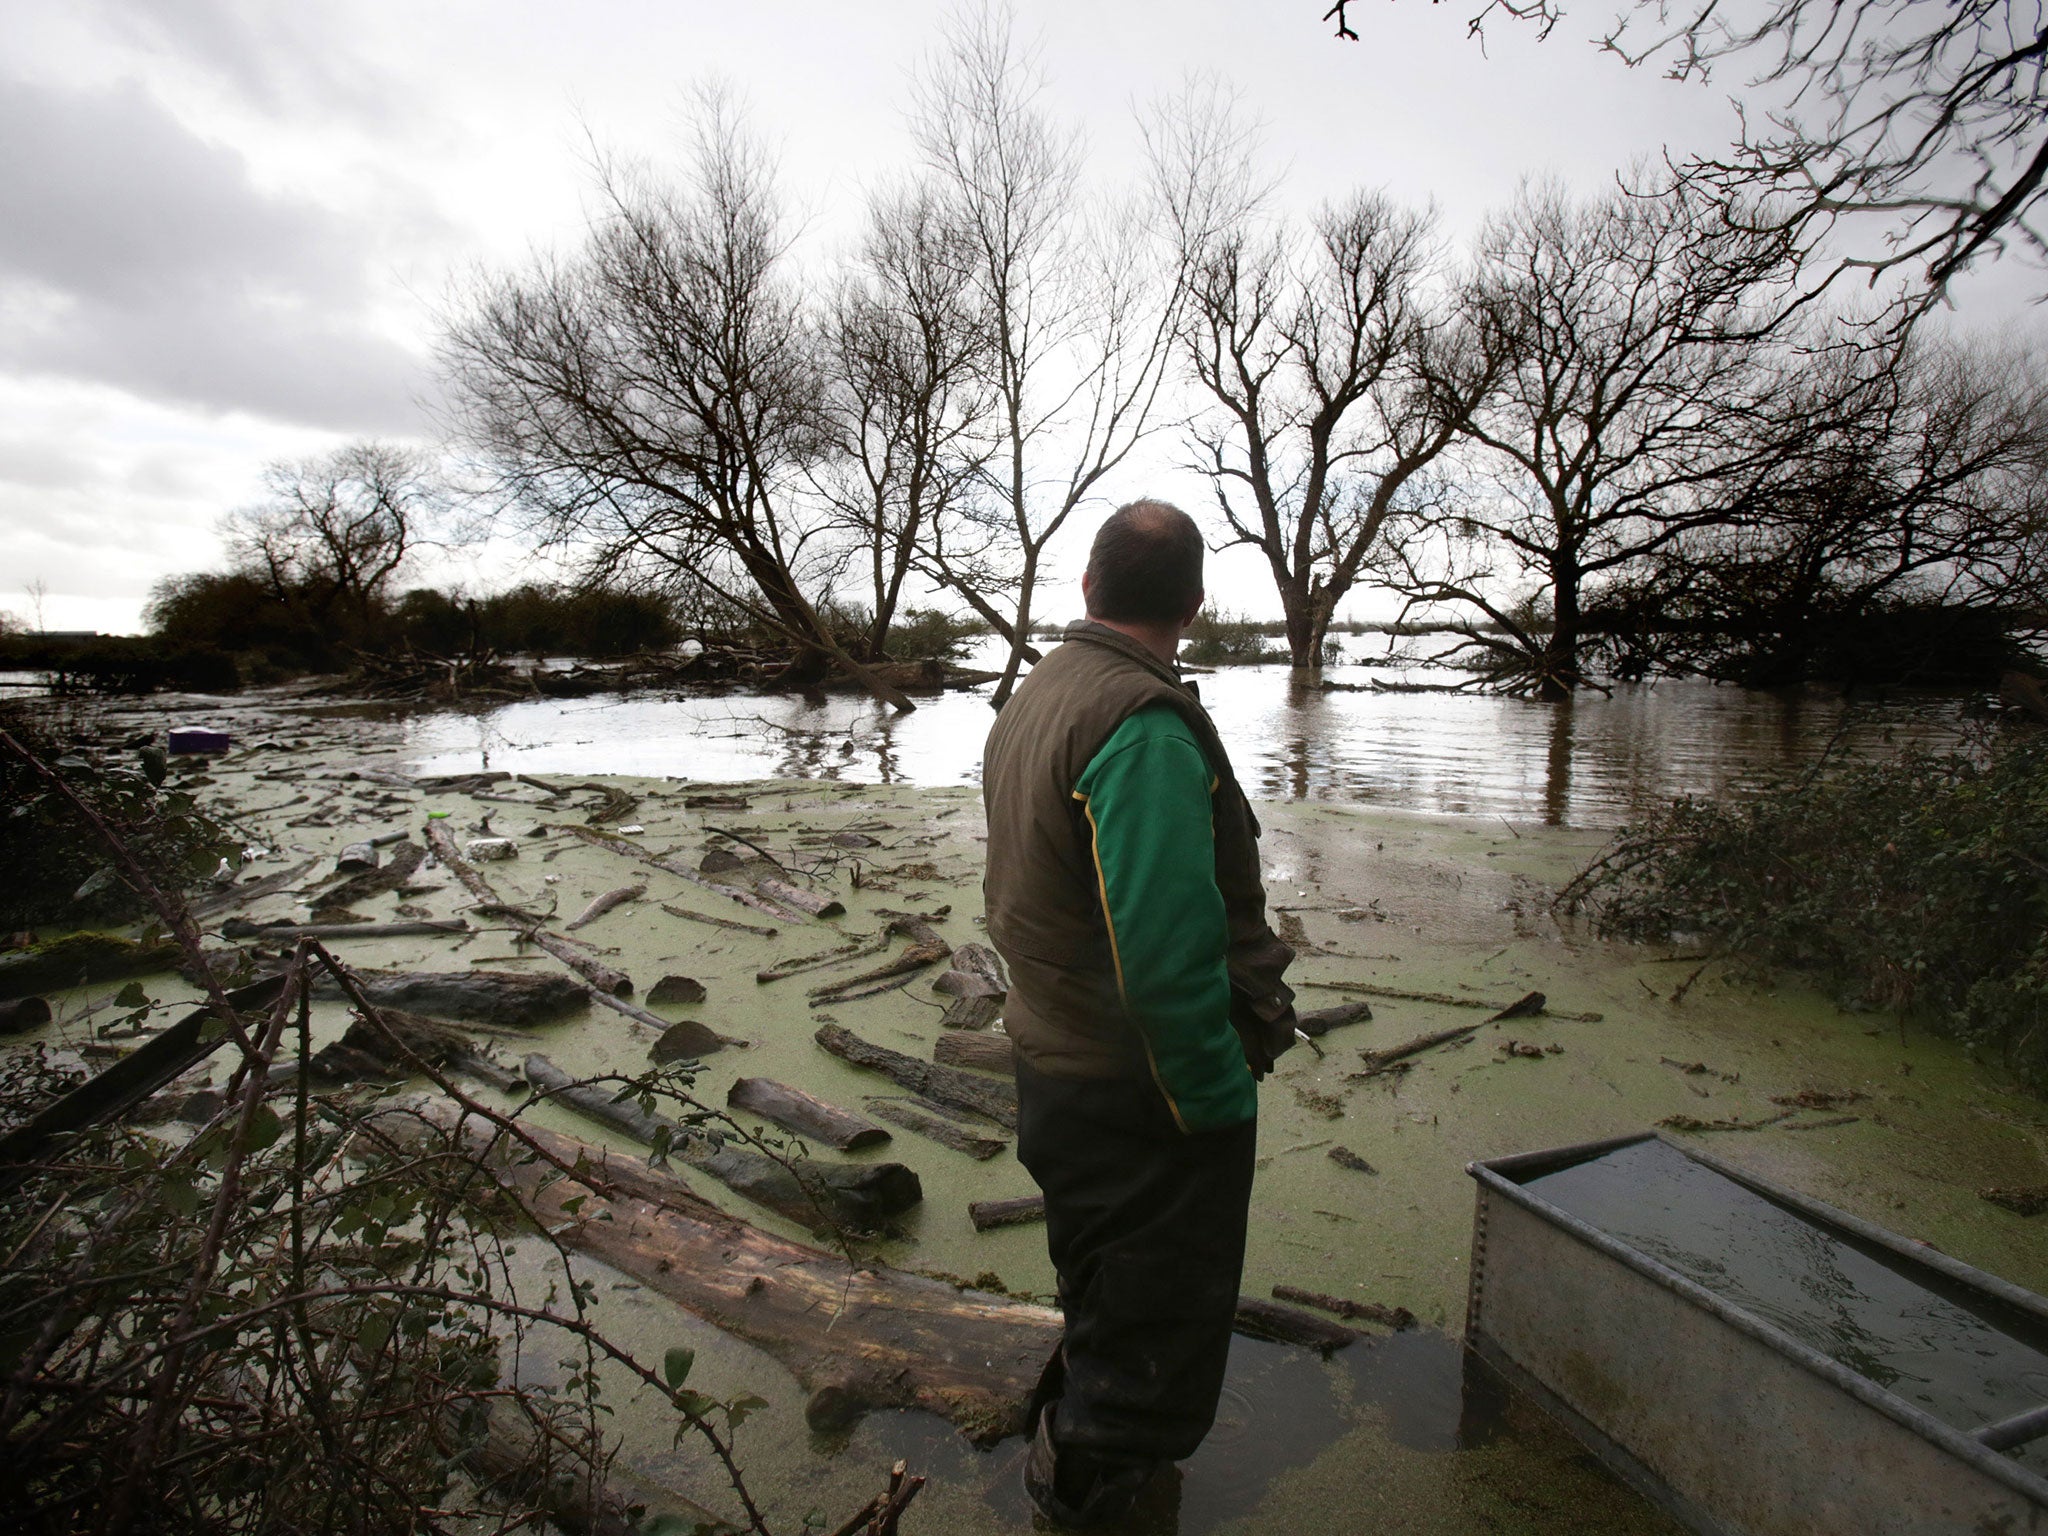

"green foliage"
[0,708,236,928]
[1569,729,2048,1088]
[0,631,241,694]
[1180,610,1289,666]
[882,607,983,662]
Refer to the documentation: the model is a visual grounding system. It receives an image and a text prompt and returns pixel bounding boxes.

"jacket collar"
[1060,619,1189,692]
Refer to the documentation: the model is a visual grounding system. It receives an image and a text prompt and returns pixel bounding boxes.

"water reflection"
[401,669,1986,829]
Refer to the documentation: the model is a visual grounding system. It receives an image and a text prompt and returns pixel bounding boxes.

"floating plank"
[933,1033,1014,1074]
[969,1193,1045,1231]
[864,1097,1008,1160]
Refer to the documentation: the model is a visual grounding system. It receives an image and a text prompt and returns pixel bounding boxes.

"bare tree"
[222,441,436,641]
[818,182,994,658]
[441,91,915,710]
[912,5,1185,707]
[1385,178,1803,697]
[1175,182,1496,670]
[1324,0,2048,316]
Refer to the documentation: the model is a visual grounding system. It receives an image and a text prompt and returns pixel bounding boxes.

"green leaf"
[662,1345,694,1388]
[243,1103,283,1153]
[726,1392,769,1427]
[114,981,150,1008]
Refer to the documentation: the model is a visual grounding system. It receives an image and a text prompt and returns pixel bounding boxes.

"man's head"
[1082,499,1204,630]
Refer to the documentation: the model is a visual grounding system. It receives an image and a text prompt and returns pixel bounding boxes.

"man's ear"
[1080,571,1094,613]
[1180,590,1205,630]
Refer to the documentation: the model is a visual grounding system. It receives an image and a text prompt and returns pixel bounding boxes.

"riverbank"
[8,693,2047,1533]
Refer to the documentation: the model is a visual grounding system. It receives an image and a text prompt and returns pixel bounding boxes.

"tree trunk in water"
[380,1102,1059,1442]
[990,552,1037,711]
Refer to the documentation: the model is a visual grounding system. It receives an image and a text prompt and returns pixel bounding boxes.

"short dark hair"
[1084,499,1204,625]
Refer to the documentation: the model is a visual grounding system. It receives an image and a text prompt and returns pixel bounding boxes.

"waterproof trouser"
[1015,1055,1258,1468]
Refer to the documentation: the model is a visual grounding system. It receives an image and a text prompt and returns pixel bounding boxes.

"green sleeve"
[1073,704,1255,1133]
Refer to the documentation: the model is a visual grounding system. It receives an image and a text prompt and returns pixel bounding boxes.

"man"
[982,498,1297,1526]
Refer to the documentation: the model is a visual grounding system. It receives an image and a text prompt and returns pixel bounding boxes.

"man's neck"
[1085,614,1182,667]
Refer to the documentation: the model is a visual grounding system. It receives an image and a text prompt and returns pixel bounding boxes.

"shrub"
[1181,610,1288,666]
[1564,728,2048,1089]
[885,607,984,662]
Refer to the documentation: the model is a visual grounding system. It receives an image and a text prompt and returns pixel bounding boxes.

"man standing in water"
[982,499,1298,1525]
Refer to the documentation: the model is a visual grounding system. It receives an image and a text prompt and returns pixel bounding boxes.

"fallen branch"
[564,883,645,932]
[864,1098,1008,1161]
[726,1077,891,1151]
[815,1024,1017,1129]
[968,1194,1044,1232]
[557,824,808,924]
[426,821,631,995]
[660,902,779,939]
[1299,980,1601,1022]
[1270,1284,1414,1330]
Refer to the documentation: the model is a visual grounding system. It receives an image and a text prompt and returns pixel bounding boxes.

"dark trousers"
[1015,1057,1257,1468]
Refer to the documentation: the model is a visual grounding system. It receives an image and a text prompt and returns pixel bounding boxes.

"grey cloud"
[0,75,426,430]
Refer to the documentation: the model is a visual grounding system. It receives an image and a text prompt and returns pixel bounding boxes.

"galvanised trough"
[1466,1131,2048,1535]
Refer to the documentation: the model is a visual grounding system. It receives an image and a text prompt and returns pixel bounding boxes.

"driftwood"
[558,824,808,923]
[807,919,951,1006]
[1351,1023,1485,1077]
[313,967,589,1027]
[1296,1000,1373,1036]
[755,877,845,918]
[757,932,891,984]
[221,917,469,941]
[336,841,380,872]
[864,1098,1008,1160]
[968,1194,1045,1231]
[1299,979,1601,1023]
[661,901,778,939]
[0,973,289,1196]
[521,1054,921,1233]
[185,856,322,920]
[931,943,1007,999]
[1231,1298,1361,1353]
[1271,1284,1415,1330]
[427,821,631,995]
[463,1397,734,1536]
[726,1077,891,1151]
[382,1105,1051,1439]
[1980,1185,2048,1217]
[932,1033,1014,1074]
[0,996,52,1034]
[815,1024,1018,1129]
[646,974,706,1005]
[650,1018,730,1061]
[1328,1146,1378,1175]
[307,842,425,911]
[564,883,645,931]
[0,933,182,1000]
[939,995,1002,1031]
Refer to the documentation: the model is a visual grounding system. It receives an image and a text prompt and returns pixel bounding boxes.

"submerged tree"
[912,5,1186,708]
[1387,177,1803,697]
[441,91,914,710]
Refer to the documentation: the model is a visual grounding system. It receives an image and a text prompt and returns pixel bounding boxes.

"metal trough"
[1466,1131,2048,1535]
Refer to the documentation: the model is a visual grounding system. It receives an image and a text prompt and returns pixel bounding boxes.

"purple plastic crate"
[167,726,231,755]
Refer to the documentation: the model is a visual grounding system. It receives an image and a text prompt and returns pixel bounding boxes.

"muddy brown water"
[398,669,1988,827]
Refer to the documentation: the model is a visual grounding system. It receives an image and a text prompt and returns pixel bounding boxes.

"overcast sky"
[1,0,2037,634]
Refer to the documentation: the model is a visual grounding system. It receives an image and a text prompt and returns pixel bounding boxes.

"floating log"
[522,1054,920,1233]
[659,902,778,939]
[314,967,589,1027]
[1351,1022,1485,1077]
[757,932,891,984]
[1299,979,1601,1023]
[307,842,425,911]
[336,841,380,872]
[969,1194,1045,1231]
[1486,990,1547,1022]
[374,1102,1057,1439]
[939,995,1002,1031]
[815,1024,1018,1129]
[558,824,808,923]
[933,1033,1014,1074]
[221,918,469,941]
[0,932,182,1000]
[808,920,950,1006]
[1980,1185,2048,1217]
[646,973,707,1006]
[426,821,631,994]
[727,1077,892,1151]
[0,996,53,1034]
[1271,1283,1414,1330]
[0,973,290,1196]
[1296,1000,1373,1036]
[650,1018,730,1062]
[755,877,845,918]
[564,882,646,931]
[1230,1297,1360,1353]
[932,943,1007,999]
[864,1098,1008,1160]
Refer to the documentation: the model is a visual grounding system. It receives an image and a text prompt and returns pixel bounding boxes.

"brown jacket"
[981,621,1296,1080]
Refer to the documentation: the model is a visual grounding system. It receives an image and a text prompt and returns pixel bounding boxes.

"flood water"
[400,661,1990,828]
[1523,1137,2048,1468]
